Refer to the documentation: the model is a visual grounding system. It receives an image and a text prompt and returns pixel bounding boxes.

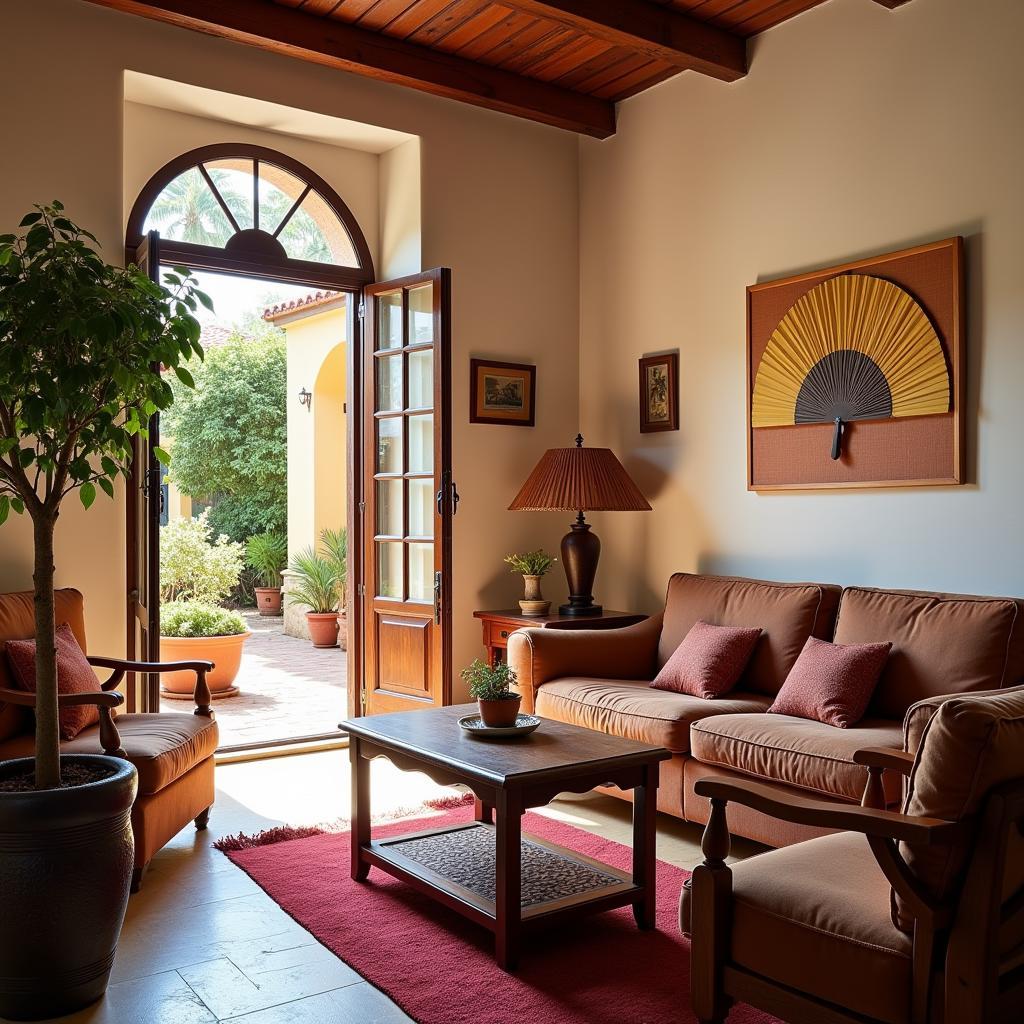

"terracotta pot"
[0,755,137,1020]
[307,612,340,648]
[159,631,251,699]
[519,575,550,616]
[477,694,522,728]
[336,611,348,652]
[254,586,283,617]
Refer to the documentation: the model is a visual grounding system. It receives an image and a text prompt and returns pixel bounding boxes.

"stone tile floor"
[161,610,347,748]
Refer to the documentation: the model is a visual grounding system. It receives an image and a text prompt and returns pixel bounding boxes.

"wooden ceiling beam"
[82,0,617,138]
[499,0,747,82]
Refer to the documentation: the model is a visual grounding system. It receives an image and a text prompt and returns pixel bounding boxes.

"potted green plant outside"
[462,659,521,728]
[247,532,287,617]
[504,549,557,616]
[289,547,341,648]
[320,527,348,651]
[0,204,206,1019]
[160,603,249,699]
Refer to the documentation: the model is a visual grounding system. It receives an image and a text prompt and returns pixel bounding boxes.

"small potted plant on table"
[503,549,557,616]
[462,659,521,727]
[289,546,341,648]
[247,532,287,617]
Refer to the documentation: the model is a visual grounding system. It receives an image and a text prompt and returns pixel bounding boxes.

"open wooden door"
[360,269,453,715]
[125,229,163,712]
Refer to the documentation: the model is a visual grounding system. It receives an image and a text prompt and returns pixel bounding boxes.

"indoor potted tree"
[0,203,206,1018]
[461,659,521,727]
[247,531,287,616]
[320,527,347,650]
[288,546,341,648]
[503,549,557,616]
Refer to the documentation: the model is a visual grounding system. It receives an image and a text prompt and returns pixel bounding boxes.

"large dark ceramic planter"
[0,755,137,1021]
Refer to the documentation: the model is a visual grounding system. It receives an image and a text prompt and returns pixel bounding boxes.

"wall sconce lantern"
[298,387,312,411]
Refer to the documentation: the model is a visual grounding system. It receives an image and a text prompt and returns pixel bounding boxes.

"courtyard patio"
[161,609,347,748]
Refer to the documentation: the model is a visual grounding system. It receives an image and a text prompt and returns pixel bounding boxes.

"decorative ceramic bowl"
[458,713,541,739]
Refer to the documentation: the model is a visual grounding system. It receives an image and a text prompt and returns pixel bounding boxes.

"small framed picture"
[470,359,536,426]
[639,353,679,433]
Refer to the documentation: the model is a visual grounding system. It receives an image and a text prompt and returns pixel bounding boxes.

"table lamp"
[508,434,651,616]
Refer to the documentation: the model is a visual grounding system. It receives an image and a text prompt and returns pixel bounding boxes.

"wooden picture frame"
[469,359,536,427]
[747,238,965,490]
[639,353,679,433]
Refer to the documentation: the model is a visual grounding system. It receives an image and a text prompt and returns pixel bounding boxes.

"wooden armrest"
[0,687,123,710]
[693,776,957,845]
[86,656,214,717]
[853,747,916,775]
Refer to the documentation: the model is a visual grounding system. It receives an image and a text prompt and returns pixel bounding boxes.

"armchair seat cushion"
[690,712,904,803]
[727,832,912,1024]
[535,677,771,753]
[0,712,219,795]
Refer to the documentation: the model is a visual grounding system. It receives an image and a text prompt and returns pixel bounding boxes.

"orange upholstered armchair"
[685,689,1024,1024]
[0,588,219,891]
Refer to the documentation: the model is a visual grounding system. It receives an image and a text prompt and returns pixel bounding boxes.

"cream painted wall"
[579,0,1024,616]
[379,138,422,279]
[0,0,579,690]
[122,101,382,270]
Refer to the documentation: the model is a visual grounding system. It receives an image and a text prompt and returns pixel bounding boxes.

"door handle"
[436,488,444,516]
[450,480,460,516]
[434,571,443,625]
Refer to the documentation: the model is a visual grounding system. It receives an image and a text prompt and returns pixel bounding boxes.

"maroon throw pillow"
[768,636,892,728]
[651,620,762,699]
[6,623,100,740]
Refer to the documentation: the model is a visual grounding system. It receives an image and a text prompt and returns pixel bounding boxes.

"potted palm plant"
[320,527,348,650]
[504,549,557,616]
[461,659,521,727]
[247,532,287,616]
[288,546,341,648]
[0,204,206,1018]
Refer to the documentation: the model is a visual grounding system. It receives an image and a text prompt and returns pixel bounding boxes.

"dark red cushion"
[769,636,892,728]
[651,620,762,699]
[6,623,100,740]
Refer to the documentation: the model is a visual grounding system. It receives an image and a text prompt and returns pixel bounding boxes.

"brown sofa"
[507,573,1024,847]
[0,588,219,889]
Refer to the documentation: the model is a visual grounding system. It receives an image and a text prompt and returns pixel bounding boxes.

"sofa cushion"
[0,589,87,742]
[690,712,904,803]
[6,623,101,739]
[834,587,1023,719]
[727,832,912,1024]
[651,621,762,698]
[894,689,1024,932]
[768,636,892,729]
[658,573,841,696]
[535,678,771,754]
[0,712,219,795]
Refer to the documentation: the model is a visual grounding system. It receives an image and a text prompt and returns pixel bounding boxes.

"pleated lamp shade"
[508,437,651,513]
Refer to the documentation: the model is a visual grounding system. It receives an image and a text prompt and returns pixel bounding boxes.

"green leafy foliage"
[504,549,557,577]
[0,203,206,788]
[288,546,340,614]
[162,324,286,541]
[247,531,288,588]
[319,526,347,606]
[461,659,518,701]
[159,510,245,605]
[161,601,247,638]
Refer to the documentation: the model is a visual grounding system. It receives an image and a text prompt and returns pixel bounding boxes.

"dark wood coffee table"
[341,704,671,970]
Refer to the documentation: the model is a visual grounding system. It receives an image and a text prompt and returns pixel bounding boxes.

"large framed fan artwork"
[747,238,965,490]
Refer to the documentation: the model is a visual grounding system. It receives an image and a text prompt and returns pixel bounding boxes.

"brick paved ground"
[160,609,347,747]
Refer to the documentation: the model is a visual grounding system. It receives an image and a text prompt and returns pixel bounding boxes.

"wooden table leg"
[494,788,522,970]
[632,760,658,929]
[350,737,370,882]
[474,794,494,823]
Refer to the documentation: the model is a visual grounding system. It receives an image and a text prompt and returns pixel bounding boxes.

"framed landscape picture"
[470,359,536,426]
[639,353,678,432]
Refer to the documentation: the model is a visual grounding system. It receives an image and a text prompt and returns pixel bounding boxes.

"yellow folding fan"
[751,273,950,459]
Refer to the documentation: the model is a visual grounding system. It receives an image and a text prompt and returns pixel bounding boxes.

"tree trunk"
[32,511,61,790]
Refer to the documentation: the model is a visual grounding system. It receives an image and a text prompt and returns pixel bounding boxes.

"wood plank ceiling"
[84,0,911,137]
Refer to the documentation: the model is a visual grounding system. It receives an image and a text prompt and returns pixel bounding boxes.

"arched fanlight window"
[126,144,374,290]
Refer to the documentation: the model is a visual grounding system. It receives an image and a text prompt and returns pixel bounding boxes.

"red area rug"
[223,803,779,1024]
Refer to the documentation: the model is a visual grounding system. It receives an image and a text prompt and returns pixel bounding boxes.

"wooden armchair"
[0,589,220,891]
[687,691,1024,1024]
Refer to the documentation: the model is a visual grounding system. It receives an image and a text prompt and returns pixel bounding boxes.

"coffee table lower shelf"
[360,820,642,952]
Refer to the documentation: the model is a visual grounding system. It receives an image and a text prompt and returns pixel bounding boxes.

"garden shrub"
[161,602,247,638]
[160,509,244,604]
